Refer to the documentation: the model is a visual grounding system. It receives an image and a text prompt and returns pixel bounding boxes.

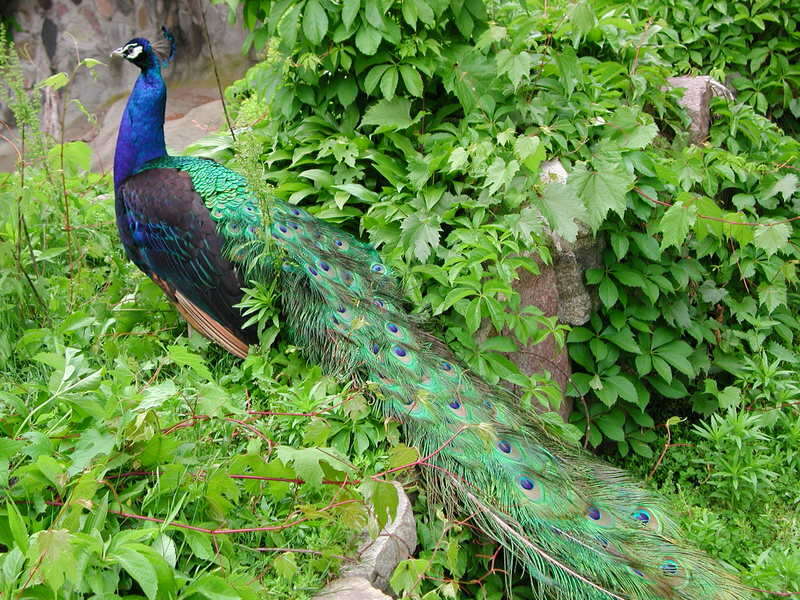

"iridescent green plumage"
[133,155,749,600]
[115,37,748,600]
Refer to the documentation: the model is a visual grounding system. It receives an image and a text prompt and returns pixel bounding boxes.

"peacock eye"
[448,400,461,409]
[291,208,301,216]
[660,560,679,576]
[371,343,380,354]
[497,441,512,453]
[519,477,534,490]
[587,506,601,520]
[319,261,330,272]
[386,323,399,333]
[371,263,385,273]
[393,346,407,357]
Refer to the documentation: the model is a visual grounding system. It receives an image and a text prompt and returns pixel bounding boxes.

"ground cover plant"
[1,0,799,598]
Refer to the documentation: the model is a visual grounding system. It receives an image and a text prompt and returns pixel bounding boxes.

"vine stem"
[41,497,360,535]
[635,186,800,227]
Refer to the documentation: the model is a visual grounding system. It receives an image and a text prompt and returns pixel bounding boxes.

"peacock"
[111,31,749,600]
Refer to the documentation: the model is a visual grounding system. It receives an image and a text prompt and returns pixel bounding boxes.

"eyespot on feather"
[631,507,659,531]
[447,398,468,419]
[658,557,689,588]
[391,345,414,365]
[496,439,523,461]
[586,505,615,528]
[517,475,544,502]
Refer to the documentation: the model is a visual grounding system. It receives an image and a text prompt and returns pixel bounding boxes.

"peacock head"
[111,27,176,71]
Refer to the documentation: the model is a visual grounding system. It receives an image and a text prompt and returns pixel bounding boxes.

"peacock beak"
[111,47,126,58]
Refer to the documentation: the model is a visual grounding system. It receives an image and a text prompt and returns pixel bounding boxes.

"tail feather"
[218,193,748,599]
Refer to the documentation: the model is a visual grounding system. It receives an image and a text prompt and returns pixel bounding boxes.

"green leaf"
[603,327,641,353]
[414,0,435,25]
[400,212,441,262]
[332,183,380,203]
[448,147,469,171]
[570,160,633,230]
[336,77,358,105]
[355,23,382,55]
[758,282,786,313]
[765,174,798,202]
[753,221,791,256]
[538,180,585,243]
[399,65,423,97]
[598,278,618,308]
[275,446,353,488]
[361,97,421,132]
[496,50,532,88]
[29,530,73,593]
[185,574,241,600]
[68,428,115,477]
[113,545,159,600]
[390,559,428,596]
[137,380,178,412]
[6,498,29,553]
[278,4,303,50]
[515,135,546,173]
[274,552,299,579]
[365,64,390,94]
[569,0,597,41]
[388,444,420,469]
[302,0,328,45]
[436,287,478,315]
[659,198,697,250]
[596,412,625,441]
[364,0,384,28]
[380,66,399,99]
[342,0,361,29]
[36,72,69,90]
[485,157,519,195]
[47,141,92,177]
[361,480,399,529]
[168,345,213,380]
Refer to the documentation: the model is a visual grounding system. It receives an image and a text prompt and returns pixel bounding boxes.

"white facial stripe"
[125,44,143,59]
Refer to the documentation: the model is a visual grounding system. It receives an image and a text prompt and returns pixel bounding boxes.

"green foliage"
[3,0,800,597]
[627,0,800,131]
[200,0,800,596]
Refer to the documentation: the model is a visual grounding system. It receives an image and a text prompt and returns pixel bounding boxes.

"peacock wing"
[117,167,256,357]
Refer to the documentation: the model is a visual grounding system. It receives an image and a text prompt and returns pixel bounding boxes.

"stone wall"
[1,0,253,168]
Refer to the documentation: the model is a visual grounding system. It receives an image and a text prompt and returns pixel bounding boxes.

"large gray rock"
[476,159,602,420]
[667,76,734,144]
[343,482,417,593]
[550,224,603,327]
[313,577,392,600]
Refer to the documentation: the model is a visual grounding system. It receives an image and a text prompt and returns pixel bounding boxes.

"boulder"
[343,482,417,593]
[313,577,392,600]
[667,76,734,144]
[478,159,603,420]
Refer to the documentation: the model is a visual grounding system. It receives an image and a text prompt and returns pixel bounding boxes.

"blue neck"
[114,64,168,191]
